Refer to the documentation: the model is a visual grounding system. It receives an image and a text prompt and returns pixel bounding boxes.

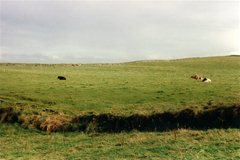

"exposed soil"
[0,105,239,133]
[0,107,20,123]
[72,105,240,132]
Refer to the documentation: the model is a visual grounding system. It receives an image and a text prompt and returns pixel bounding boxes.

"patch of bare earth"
[0,104,239,133]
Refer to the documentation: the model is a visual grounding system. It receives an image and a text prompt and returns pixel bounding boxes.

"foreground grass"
[0,56,239,115]
[0,56,239,159]
[0,124,239,159]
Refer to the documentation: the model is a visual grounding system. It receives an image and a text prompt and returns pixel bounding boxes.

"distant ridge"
[229,55,240,57]
[126,55,240,64]
[0,55,239,65]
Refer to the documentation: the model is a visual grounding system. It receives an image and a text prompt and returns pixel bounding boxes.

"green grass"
[0,124,239,159]
[0,56,239,115]
[0,56,239,159]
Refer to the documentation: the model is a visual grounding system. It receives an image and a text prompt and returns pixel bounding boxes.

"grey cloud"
[0,1,239,63]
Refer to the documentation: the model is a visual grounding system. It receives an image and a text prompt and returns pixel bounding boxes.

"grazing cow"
[57,76,66,80]
[202,77,211,83]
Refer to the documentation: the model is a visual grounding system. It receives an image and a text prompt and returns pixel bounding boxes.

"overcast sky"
[0,0,239,63]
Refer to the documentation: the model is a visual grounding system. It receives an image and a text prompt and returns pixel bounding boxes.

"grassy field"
[0,56,239,115]
[0,124,239,160]
[0,56,240,159]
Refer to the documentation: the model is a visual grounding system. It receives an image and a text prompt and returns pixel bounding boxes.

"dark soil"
[0,105,239,133]
[0,107,20,123]
[72,105,240,132]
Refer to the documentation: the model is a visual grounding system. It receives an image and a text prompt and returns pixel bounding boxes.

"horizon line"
[0,55,239,65]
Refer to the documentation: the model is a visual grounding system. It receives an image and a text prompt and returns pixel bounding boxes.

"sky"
[0,0,239,63]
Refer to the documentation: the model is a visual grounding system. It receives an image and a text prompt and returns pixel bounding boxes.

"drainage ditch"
[0,105,239,133]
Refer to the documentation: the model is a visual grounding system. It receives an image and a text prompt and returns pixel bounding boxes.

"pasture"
[0,124,239,159]
[0,56,240,159]
[0,56,239,115]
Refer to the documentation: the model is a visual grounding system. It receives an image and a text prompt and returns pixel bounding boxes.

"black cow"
[57,76,66,80]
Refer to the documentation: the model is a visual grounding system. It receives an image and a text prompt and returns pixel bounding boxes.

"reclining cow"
[202,77,211,83]
[191,75,203,80]
[57,76,66,80]
[191,75,211,82]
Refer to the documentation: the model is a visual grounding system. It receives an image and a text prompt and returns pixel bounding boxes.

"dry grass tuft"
[128,133,149,144]
[40,114,71,132]
[20,112,72,132]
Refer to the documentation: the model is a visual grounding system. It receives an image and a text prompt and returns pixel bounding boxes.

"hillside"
[0,56,239,159]
[0,56,239,115]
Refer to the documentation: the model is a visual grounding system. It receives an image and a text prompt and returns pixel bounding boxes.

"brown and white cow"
[191,75,211,82]
[202,77,211,83]
[191,75,203,80]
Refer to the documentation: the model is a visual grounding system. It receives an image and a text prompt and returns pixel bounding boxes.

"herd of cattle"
[57,75,211,82]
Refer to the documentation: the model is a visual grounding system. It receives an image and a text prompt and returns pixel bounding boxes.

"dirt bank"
[0,105,239,133]
[72,105,240,132]
[0,107,20,123]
